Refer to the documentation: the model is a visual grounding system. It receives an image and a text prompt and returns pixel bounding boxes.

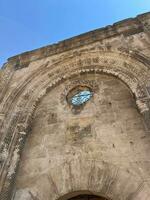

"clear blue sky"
[0,0,150,66]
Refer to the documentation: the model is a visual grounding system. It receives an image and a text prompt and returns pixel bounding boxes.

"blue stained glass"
[71,90,92,106]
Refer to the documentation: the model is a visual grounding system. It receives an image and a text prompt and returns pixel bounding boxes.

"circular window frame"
[66,85,93,107]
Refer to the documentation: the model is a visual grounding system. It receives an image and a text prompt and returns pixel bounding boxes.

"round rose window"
[67,86,93,106]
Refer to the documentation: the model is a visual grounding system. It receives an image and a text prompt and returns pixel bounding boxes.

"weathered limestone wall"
[14,74,150,200]
[0,12,150,200]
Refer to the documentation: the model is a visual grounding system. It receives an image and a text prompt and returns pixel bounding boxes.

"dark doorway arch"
[68,194,108,200]
[57,191,110,200]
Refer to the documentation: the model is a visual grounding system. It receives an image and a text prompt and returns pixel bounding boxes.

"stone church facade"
[0,12,150,200]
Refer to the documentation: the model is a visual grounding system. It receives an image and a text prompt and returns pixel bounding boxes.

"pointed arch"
[0,51,150,199]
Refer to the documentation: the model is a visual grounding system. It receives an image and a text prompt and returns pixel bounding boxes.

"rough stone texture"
[13,74,150,200]
[0,12,150,200]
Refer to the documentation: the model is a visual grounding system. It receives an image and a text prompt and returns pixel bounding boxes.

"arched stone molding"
[0,51,150,199]
[13,159,150,200]
[1,51,150,114]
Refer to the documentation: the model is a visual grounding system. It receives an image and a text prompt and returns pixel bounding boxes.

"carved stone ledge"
[6,12,150,70]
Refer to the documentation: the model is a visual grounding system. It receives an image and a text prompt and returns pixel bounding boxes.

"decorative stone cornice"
[6,12,150,70]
